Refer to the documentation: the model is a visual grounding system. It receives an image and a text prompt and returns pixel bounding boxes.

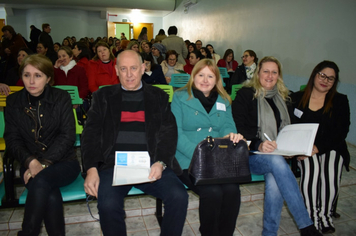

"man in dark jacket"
[82,50,188,236]
[38,23,57,61]
[29,25,41,52]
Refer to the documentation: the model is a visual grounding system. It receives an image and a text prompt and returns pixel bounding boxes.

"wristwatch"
[157,161,167,171]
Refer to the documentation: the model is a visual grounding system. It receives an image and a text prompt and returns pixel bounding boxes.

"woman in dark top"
[4,54,80,235]
[232,56,322,236]
[290,61,350,234]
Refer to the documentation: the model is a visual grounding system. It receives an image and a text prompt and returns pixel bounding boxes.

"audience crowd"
[0,23,350,236]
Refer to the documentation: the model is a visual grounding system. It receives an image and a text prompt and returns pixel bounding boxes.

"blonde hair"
[244,56,289,101]
[180,59,232,104]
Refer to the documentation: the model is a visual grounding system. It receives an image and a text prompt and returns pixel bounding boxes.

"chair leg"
[155,198,163,226]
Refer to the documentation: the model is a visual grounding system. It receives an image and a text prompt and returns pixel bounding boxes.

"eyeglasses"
[241,55,249,59]
[318,72,335,83]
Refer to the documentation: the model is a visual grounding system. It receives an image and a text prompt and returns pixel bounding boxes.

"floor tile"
[126,216,146,232]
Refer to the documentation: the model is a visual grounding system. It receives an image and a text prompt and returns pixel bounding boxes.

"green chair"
[53,86,83,146]
[170,73,190,88]
[230,84,243,101]
[251,174,264,181]
[218,67,229,79]
[153,84,174,103]
[99,85,112,89]
[19,173,86,204]
[300,84,307,91]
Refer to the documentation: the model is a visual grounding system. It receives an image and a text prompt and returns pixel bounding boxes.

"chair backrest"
[153,84,174,103]
[230,84,243,101]
[300,84,307,91]
[53,85,83,105]
[0,110,5,138]
[0,86,24,107]
[99,85,112,89]
[218,67,229,79]
[169,73,190,88]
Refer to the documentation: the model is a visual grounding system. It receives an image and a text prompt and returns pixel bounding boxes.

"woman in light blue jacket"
[171,59,244,236]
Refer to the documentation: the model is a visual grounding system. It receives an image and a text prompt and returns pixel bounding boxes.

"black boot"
[300,224,323,236]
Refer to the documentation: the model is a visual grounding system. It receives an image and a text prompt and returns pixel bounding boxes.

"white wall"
[6,8,106,43]
[163,0,356,145]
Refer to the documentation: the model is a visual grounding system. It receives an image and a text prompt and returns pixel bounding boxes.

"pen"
[263,133,272,141]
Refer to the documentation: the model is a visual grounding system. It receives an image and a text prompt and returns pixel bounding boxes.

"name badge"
[294,108,303,118]
[216,102,226,111]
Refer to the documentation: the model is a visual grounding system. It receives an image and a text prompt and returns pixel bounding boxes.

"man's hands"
[84,167,100,198]
[258,140,277,153]
[148,162,164,180]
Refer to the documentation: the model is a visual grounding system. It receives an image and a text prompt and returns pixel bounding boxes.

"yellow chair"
[0,86,24,107]
[153,84,174,103]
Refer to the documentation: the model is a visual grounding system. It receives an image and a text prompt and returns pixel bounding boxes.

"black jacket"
[81,83,181,173]
[4,86,77,169]
[290,91,351,171]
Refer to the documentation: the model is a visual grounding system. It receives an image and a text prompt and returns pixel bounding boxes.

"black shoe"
[300,224,323,236]
[321,226,335,234]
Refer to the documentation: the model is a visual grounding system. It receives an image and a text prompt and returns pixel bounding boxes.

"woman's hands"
[297,145,319,161]
[258,140,277,153]
[23,159,45,184]
[224,132,244,143]
[0,83,10,96]
[54,59,64,68]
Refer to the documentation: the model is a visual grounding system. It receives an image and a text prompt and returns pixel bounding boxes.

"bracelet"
[156,161,167,171]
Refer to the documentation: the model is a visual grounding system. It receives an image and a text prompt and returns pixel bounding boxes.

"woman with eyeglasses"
[161,50,184,84]
[290,61,350,234]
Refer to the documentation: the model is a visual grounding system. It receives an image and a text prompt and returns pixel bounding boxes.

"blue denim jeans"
[97,167,188,236]
[249,154,313,236]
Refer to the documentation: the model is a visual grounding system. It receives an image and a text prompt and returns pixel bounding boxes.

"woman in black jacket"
[4,54,80,236]
[290,61,350,234]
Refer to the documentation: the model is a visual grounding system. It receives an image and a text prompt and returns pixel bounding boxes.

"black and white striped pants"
[298,150,343,230]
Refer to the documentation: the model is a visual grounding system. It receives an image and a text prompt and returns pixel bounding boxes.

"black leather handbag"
[188,136,251,185]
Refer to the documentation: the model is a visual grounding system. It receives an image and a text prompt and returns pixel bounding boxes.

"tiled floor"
[1,144,356,236]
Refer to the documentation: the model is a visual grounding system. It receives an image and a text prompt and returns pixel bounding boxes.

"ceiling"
[0,0,177,17]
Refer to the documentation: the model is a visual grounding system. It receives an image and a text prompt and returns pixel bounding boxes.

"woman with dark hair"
[5,47,34,86]
[186,43,197,62]
[72,42,91,73]
[161,50,184,83]
[87,42,119,92]
[37,42,57,65]
[155,29,167,43]
[184,50,202,74]
[232,56,322,236]
[53,42,61,53]
[111,39,121,56]
[290,61,350,234]
[217,49,238,72]
[200,47,212,59]
[4,54,80,236]
[141,53,167,84]
[141,42,152,56]
[62,38,72,48]
[172,59,243,236]
[206,44,220,64]
[138,27,148,42]
[229,50,259,93]
[54,46,88,99]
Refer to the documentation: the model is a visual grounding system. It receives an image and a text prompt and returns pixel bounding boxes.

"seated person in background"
[5,47,34,86]
[161,50,184,83]
[195,40,203,50]
[290,61,350,234]
[54,46,89,99]
[139,40,148,53]
[141,42,152,56]
[232,56,322,236]
[62,38,72,48]
[72,42,92,75]
[186,43,197,64]
[151,43,166,65]
[217,49,238,72]
[200,47,212,59]
[37,42,57,65]
[87,42,119,93]
[53,42,61,53]
[141,53,167,84]
[111,39,121,56]
[184,50,202,74]
[206,44,220,64]
[117,40,130,55]
[172,59,243,236]
[4,54,80,235]
[126,41,140,53]
[229,49,258,93]
[82,50,188,236]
